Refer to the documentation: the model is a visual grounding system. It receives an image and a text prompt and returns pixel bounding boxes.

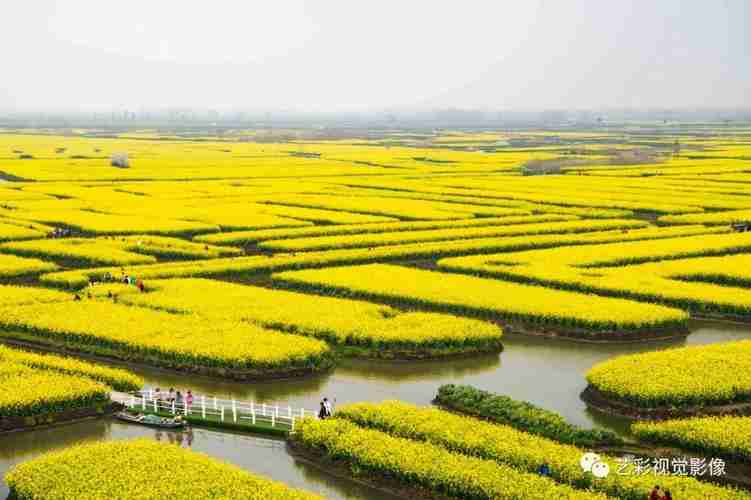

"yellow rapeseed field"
[632,416,751,462]
[274,264,689,333]
[6,439,320,499]
[0,235,240,266]
[439,231,751,316]
[0,363,109,418]
[586,340,751,407]
[0,300,333,376]
[332,401,750,500]
[1,130,751,483]
[294,418,607,500]
[0,344,142,418]
[116,278,502,355]
[0,344,142,392]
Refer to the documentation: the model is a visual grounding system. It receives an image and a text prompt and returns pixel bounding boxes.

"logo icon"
[580,452,600,472]
[592,461,610,478]
[580,452,610,478]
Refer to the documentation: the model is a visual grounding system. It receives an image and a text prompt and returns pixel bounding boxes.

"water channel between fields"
[2,319,749,499]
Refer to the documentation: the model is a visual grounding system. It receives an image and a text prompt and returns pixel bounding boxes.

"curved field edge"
[1,344,143,431]
[272,264,689,338]
[631,416,751,464]
[0,343,142,392]
[581,385,751,420]
[5,439,320,499]
[0,400,115,434]
[111,278,505,358]
[331,400,750,500]
[36,224,723,290]
[290,418,606,500]
[0,329,335,381]
[584,340,751,412]
[433,383,622,447]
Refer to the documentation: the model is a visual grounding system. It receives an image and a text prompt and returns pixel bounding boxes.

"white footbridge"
[111,389,320,431]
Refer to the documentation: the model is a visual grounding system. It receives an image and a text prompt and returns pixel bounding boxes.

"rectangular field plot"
[660,208,751,226]
[194,214,568,245]
[439,232,751,317]
[257,194,497,220]
[0,235,241,266]
[258,218,642,252]
[13,209,220,236]
[39,224,725,289]
[0,253,57,277]
[114,278,502,355]
[0,221,47,242]
[0,300,332,377]
[273,264,688,334]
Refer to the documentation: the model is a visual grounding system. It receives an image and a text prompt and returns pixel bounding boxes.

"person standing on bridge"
[318,400,327,419]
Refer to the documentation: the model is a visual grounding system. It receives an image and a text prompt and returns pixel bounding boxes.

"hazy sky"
[1,1,748,112]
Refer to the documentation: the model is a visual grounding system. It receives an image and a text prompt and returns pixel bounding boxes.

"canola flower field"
[438,231,751,317]
[328,401,750,500]
[293,417,606,500]
[6,439,320,500]
[0,300,333,377]
[0,344,142,392]
[37,224,723,289]
[296,406,748,500]
[585,340,751,408]
[0,344,141,419]
[632,416,751,463]
[115,278,503,356]
[0,129,749,380]
[0,363,108,419]
[2,128,751,498]
[274,264,689,334]
[0,235,241,266]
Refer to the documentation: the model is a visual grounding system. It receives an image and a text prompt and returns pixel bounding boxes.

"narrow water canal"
[2,319,749,498]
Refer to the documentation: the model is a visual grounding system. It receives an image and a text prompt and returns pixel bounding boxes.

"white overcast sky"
[1,1,748,112]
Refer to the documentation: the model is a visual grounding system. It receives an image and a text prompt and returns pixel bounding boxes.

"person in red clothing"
[649,485,663,500]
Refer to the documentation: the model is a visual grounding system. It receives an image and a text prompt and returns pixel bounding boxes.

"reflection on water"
[0,419,397,500]
[335,351,502,382]
[126,350,501,403]
[1,319,749,497]
[0,419,109,461]
[116,320,751,429]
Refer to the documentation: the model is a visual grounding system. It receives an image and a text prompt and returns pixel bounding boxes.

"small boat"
[115,411,186,429]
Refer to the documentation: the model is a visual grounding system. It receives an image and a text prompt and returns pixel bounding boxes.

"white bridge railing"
[112,390,318,431]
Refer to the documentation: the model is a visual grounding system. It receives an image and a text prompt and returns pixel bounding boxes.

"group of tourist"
[73,269,147,301]
[47,227,72,238]
[83,268,146,292]
[98,268,146,292]
[153,387,194,410]
[318,397,334,419]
